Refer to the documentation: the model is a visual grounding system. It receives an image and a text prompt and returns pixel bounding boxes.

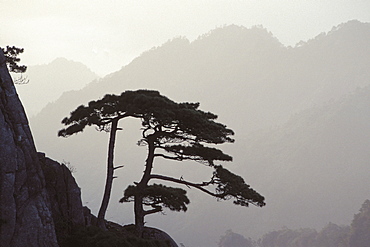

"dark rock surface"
[0,48,178,247]
[38,153,86,242]
[142,227,179,247]
[0,49,58,246]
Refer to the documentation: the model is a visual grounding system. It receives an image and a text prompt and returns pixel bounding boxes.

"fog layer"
[17,20,370,246]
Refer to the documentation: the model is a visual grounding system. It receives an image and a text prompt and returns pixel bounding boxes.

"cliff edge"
[0,48,177,247]
[0,49,59,246]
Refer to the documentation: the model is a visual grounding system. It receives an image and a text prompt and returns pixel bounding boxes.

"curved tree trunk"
[97,119,119,229]
[134,136,156,236]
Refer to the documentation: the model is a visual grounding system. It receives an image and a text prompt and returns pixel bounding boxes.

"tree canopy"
[59,89,266,236]
[349,199,370,247]
[1,46,27,73]
[218,229,254,247]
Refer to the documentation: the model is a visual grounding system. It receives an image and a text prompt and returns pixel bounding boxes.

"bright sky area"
[1,0,370,76]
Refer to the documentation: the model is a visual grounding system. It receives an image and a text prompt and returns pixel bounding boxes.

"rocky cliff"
[0,48,93,247]
[0,48,177,247]
[0,49,59,246]
[38,153,86,244]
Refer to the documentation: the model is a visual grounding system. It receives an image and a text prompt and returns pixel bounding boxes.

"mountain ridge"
[29,20,370,247]
[16,57,99,116]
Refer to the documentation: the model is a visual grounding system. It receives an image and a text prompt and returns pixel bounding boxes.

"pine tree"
[59,90,266,236]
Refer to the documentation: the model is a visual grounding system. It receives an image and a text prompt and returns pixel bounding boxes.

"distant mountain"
[30,20,370,247]
[15,57,99,116]
[221,85,370,238]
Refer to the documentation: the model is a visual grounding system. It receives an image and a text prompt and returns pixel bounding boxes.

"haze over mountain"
[27,20,370,246]
[15,57,98,116]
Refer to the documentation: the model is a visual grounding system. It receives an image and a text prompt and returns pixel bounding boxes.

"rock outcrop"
[38,153,86,243]
[0,49,59,246]
[142,227,179,247]
[0,48,178,247]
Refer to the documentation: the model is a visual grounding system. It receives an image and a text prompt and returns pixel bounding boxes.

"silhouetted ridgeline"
[218,199,370,247]
[25,20,370,247]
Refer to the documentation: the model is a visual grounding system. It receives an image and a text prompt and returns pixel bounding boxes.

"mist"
[2,1,370,76]
[3,2,370,247]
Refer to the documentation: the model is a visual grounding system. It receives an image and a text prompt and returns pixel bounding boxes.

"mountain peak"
[297,19,370,47]
[16,57,99,116]
[45,57,95,72]
[193,24,282,48]
[50,57,71,64]
[333,19,369,31]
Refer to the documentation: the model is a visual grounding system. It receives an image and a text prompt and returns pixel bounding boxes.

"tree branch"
[154,153,182,161]
[144,206,162,216]
[113,165,124,170]
[149,174,218,197]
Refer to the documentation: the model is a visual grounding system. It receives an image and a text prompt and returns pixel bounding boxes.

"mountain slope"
[29,20,370,247]
[229,86,370,237]
[15,57,98,116]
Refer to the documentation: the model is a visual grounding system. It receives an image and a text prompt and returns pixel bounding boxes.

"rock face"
[0,49,178,247]
[0,50,59,246]
[143,227,179,247]
[38,153,86,241]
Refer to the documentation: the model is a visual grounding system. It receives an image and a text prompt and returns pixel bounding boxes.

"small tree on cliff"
[1,46,28,84]
[115,90,266,236]
[1,46,27,73]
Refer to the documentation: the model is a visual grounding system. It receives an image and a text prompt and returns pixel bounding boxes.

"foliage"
[62,160,77,173]
[116,90,264,235]
[258,224,350,247]
[213,165,265,207]
[316,222,350,247]
[218,229,255,247]
[259,227,304,247]
[59,89,265,234]
[59,90,167,137]
[349,199,370,247]
[1,46,27,73]
[120,184,190,212]
[217,199,370,247]
[253,200,370,247]
[58,92,138,229]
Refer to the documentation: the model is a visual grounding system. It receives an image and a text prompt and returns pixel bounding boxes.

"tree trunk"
[134,194,145,236]
[97,119,118,229]
[134,136,156,236]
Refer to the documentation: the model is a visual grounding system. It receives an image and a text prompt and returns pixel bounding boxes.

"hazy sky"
[2,0,370,76]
